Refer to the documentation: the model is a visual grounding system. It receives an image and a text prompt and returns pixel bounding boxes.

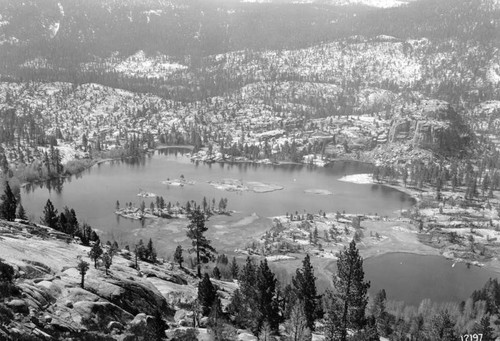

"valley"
[0,0,500,339]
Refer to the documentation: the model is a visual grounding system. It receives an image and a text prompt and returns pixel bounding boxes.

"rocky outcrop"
[388,99,472,157]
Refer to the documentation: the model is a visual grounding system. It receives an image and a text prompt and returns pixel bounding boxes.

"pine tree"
[174,245,184,268]
[149,309,168,341]
[255,259,280,333]
[370,289,390,336]
[208,298,226,340]
[292,254,320,331]
[89,241,103,268]
[284,304,312,341]
[231,257,258,330]
[472,315,493,341]
[42,199,58,228]
[326,240,370,341]
[186,209,216,277]
[430,310,457,341]
[212,266,221,280]
[324,291,344,341]
[0,182,17,221]
[198,273,218,316]
[147,238,157,263]
[77,259,89,289]
[230,257,239,279]
[102,252,112,275]
[258,322,275,341]
[16,203,27,220]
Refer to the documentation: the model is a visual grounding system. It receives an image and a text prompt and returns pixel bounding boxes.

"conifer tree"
[16,203,27,220]
[472,315,493,341]
[89,241,103,268]
[198,273,218,316]
[208,297,227,340]
[231,257,258,330]
[258,322,275,341]
[149,309,168,341]
[102,252,112,275]
[370,289,390,336]
[42,199,58,228]
[284,304,312,341]
[256,259,280,333]
[292,254,320,331]
[212,266,221,280]
[147,238,157,263]
[174,245,184,268]
[430,310,457,341]
[0,182,17,221]
[230,257,239,279]
[325,240,370,341]
[187,209,216,277]
[77,259,89,289]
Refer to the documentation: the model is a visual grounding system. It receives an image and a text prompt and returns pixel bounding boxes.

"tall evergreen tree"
[292,254,320,331]
[231,257,258,331]
[230,257,239,279]
[42,199,58,228]
[102,252,112,275]
[430,310,457,341]
[472,315,493,341]
[283,304,312,341]
[255,259,280,334]
[16,203,27,220]
[370,289,390,337]
[89,241,103,268]
[174,245,184,268]
[0,182,17,221]
[325,240,370,341]
[198,273,218,316]
[147,238,157,263]
[77,260,89,289]
[186,209,216,277]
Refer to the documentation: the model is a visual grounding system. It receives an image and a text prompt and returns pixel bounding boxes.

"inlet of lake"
[21,148,497,305]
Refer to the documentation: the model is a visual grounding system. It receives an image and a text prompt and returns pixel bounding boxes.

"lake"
[22,148,414,249]
[364,253,494,305]
[20,148,497,304]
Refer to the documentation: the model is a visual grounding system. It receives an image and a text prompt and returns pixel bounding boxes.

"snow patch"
[114,50,188,79]
[58,2,65,16]
[338,173,374,184]
[48,22,60,38]
[486,63,500,84]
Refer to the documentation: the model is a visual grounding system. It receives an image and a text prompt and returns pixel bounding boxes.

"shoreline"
[19,146,499,275]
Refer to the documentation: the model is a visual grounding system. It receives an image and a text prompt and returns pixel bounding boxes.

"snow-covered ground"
[338,173,373,184]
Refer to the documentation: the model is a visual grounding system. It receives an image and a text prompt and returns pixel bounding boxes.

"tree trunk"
[196,247,201,277]
[81,274,84,289]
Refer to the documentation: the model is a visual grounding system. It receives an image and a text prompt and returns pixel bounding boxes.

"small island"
[137,190,157,198]
[208,178,284,193]
[161,175,195,187]
[115,196,230,221]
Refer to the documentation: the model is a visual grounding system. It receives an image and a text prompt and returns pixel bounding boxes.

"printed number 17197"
[460,334,483,341]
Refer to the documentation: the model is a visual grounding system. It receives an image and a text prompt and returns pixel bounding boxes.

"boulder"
[6,299,29,315]
[174,309,193,324]
[129,313,148,328]
[199,316,209,328]
[107,321,125,332]
[107,279,172,317]
[238,332,258,341]
[73,301,134,330]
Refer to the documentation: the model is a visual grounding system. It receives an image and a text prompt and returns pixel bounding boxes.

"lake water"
[20,148,497,304]
[22,148,413,246]
[364,253,494,305]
